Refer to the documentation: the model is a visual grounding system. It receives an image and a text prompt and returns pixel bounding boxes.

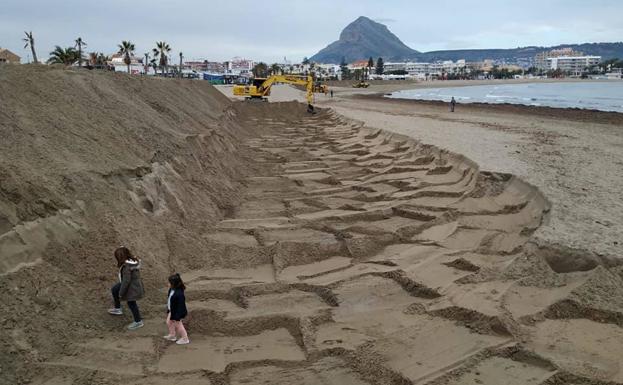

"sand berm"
[1,66,623,385]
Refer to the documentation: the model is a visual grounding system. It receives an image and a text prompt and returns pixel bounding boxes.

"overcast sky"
[2,0,622,63]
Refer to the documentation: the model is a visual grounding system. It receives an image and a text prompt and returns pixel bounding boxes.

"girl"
[164,273,189,344]
[108,246,145,330]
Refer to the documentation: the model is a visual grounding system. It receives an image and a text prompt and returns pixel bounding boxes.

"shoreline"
[354,92,623,125]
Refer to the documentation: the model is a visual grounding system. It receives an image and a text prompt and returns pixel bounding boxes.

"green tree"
[368,57,374,69]
[23,31,39,64]
[117,40,135,74]
[153,41,171,75]
[270,63,281,76]
[375,57,384,75]
[74,37,86,67]
[340,56,351,80]
[252,62,269,78]
[47,46,79,65]
[302,57,310,65]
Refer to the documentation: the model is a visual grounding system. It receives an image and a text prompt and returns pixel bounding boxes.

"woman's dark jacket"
[167,288,188,321]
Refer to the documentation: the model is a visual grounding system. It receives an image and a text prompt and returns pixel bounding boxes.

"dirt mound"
[0,65,258,383]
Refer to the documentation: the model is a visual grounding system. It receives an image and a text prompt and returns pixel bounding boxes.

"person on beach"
[107,246,145,330]
[164,273,190,345]
[450,97,456,112]
[330,89,334,98]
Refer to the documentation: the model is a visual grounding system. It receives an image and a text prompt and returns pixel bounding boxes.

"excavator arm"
[233,74,315,106]
[258,75,314,105]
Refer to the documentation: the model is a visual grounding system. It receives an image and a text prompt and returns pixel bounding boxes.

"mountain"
[418,43,623,62]
[310,16,623,64]
[310,16,419,64]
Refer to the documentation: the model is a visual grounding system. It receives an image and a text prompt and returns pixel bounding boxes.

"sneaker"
[127,321,144,330]
[107,308,123,315]
[176,337,190,345]
[163,335,177,341]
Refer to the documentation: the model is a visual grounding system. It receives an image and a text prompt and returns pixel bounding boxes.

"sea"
[387,81,623,113]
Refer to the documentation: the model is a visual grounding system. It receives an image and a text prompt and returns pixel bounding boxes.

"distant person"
[330,89,334,98]
[108,247,145,330]
[164,273,189,345]
[450,97,456,112]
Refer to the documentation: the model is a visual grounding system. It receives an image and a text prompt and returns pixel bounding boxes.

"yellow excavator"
[233,74,317,112]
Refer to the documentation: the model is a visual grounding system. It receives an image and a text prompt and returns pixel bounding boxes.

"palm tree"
[152,41,171,76]
[143,52,150,74]
[270,63,281,76]
[149,58,158,74]
[74,37,87,67]
[47,46,79,65]
[179,52,183,78]
[117,40,135,74]
[23,31,38,64]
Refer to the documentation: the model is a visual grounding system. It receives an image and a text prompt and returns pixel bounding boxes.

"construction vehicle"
[352,81,370,88]
[313,81,329,94]
[233,75,316,111]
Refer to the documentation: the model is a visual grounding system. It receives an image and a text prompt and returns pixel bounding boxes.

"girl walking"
[108,246,145,330]
[164,273,189,345]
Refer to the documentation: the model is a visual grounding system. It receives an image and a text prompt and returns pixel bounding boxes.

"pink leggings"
[166,313,188,339]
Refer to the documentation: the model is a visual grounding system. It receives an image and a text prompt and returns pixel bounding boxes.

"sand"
[2,67,623,385]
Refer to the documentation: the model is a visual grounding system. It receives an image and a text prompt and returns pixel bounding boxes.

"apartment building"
[548,56,601,76]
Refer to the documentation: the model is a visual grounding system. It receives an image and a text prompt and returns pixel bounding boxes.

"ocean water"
[387,81,623,113]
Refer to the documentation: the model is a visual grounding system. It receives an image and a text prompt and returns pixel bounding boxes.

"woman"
[108,246,145,330]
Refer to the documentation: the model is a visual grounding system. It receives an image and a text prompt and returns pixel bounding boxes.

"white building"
[548,56,601,77]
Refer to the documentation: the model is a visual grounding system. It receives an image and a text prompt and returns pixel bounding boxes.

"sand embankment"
[2,67,623,385]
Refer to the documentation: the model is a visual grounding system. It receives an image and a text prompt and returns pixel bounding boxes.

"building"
[548,56,601,77]
[535,48,584,70]
[0,48,21,64]
[224,57,254,76]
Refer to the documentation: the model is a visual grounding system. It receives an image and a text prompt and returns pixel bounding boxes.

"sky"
[1,0,622,63]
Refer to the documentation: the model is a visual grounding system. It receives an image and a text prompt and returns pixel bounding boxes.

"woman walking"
[164,273,189,344]
[108,246,145,330]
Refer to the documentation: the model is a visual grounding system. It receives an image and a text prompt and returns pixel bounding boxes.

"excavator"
[233,74,322,113]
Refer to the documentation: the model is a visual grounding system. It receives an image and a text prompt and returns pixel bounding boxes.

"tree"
[252,62,269,78]
[23,31,38,64]
[143,52,150,73]
[270,63,281,76]
[117,40,135,74]
[47,46,79,65]
[353,68,363,81]
[375,57,384,75]
[179,52,183,78]
[153,41,171,75]
[302,57,310,65]
[74,37,87,67]
[340,56,351,80]
[368,57,374,69]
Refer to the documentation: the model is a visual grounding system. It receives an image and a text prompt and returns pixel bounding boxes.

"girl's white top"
[167,289,175,311]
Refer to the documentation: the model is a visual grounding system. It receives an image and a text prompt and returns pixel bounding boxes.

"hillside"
[310,16,419,63]
[419,42,623,62]
[310,16,623,63]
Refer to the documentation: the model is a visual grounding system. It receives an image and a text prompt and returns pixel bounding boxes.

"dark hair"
[168,273,186,290]
[114,246,137,268]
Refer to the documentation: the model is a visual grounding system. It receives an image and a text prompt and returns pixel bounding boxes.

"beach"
[2,68,623,385]
[228,82,623,260]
